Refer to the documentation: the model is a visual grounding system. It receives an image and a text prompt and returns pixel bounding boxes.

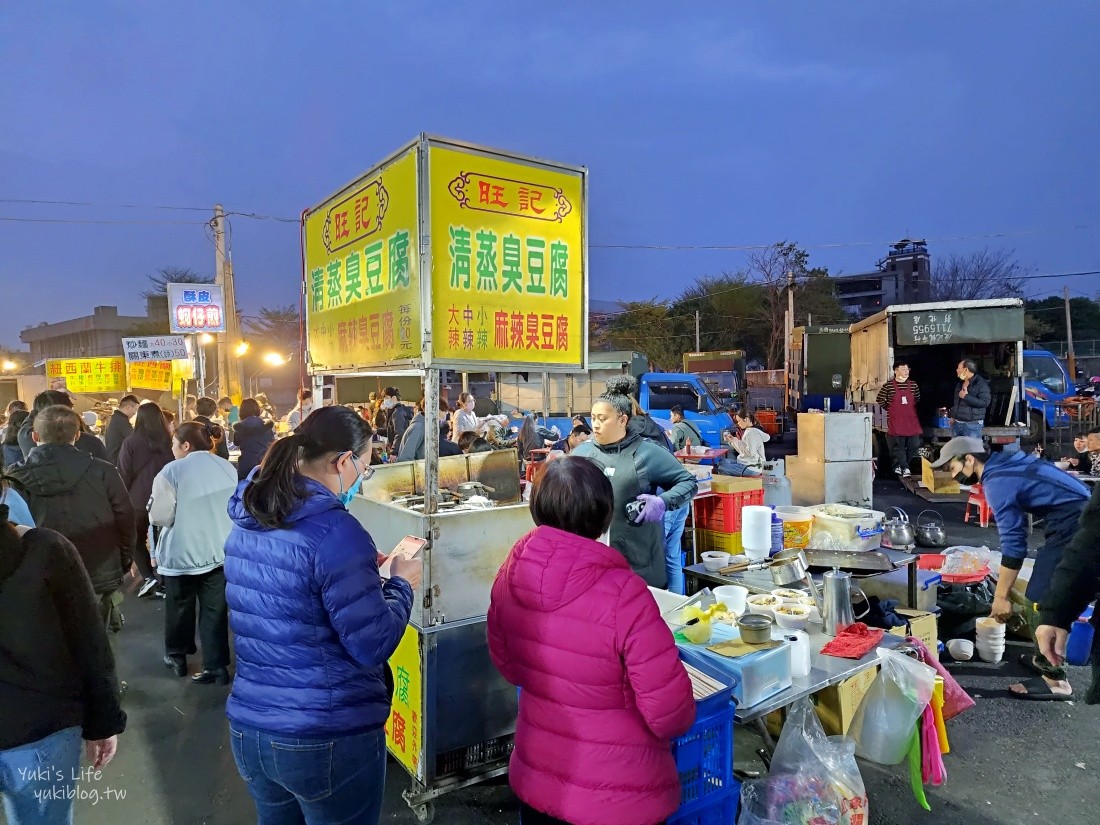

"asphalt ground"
[4,474,1097,825]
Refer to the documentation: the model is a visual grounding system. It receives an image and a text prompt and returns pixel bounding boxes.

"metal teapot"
[882,506,916,550]
[915,510,947,548]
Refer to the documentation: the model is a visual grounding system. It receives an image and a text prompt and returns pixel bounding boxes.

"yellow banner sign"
[384,625,423,781]
[46,357,127,394]
[429,144,585,369]
[128,361,174,392]
[303,147,420,370]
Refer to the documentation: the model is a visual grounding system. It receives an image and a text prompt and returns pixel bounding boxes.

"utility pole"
[784,269,795,414]
[213,204,243,400]
[1064,286,1076,381]
[695,309,701,352]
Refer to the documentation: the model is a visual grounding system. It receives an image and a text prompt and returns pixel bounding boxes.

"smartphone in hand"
[379,535,427,578]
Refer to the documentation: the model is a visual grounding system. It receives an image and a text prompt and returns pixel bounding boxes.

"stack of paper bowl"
[974,617,1006,662]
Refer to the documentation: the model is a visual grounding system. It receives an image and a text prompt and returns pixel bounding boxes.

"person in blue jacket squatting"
[223,405,423,825]
[931,436,1088,702]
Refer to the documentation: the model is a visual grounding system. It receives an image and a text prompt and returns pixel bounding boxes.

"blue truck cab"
[636,372,735,446]
[1022,348,1074,434]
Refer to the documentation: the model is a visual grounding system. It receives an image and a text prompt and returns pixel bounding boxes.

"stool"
[964,483,994,528]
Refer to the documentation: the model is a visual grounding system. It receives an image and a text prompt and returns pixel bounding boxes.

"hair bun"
[604,374,637,397]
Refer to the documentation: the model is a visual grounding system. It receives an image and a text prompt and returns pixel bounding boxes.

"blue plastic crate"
[668,789,738,824]
[673,704,735,812]
[679,649,735,717]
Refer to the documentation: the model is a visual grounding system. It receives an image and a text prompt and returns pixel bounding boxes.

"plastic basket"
[696,529,743,554]
[668,790,738,825]
[695,489,765,533]
[672,705,735,812]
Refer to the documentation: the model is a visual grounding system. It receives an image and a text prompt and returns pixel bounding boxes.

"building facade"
[20,305,151,362]
[832,239,932,318]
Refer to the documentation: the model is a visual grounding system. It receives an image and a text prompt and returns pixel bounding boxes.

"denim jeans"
[715,458,758,477]
[662,504,690,595]
[951,420,983,439]
[0,726,82,825]
[230,724,386,825]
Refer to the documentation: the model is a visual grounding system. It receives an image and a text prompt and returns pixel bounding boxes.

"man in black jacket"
[0,512,126,820]
[18,389,108,461]
[4,405,135,627]
[193,396,231,460]
[383,386,414,451]
[950,358,991,438]
[105,394,139,464]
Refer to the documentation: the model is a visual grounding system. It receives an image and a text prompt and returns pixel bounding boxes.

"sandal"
[1010,676,1073,702]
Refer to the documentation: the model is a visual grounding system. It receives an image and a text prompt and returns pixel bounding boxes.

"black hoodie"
[4,444,135,594]
[0,519,127,749]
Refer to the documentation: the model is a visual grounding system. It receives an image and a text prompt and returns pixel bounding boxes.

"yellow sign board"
[384,625,424,781]
[428,144,585,369]
[128,361,174,392]
[46,357,127,394]
[303,147,420,370]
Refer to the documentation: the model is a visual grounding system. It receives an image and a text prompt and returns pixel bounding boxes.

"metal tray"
[803,549,896,573]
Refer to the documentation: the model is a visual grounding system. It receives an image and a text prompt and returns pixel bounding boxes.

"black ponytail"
[242,405,373,528]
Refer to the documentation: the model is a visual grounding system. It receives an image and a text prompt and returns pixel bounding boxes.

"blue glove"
[632,493,667,524]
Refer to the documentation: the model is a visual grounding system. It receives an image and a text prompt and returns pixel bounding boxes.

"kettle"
[914,510,947,548]
[882,506,916,550]
[822,567,869,637]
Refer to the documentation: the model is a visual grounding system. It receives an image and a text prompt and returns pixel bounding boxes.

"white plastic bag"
[738,698,868,825]
[848,648,936,765]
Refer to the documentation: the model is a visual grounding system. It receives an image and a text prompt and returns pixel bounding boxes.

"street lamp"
[1,360,17,372]
[249,352,290,397]
[234,341,250,357]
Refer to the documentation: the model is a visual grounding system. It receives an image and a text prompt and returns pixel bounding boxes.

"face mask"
[338,455,367,506]
[383,398,396,409]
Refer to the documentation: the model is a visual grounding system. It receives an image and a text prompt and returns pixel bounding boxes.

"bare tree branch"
[929,248,1027,301]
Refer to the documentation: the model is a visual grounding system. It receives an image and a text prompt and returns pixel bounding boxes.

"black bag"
[936,580,994,639]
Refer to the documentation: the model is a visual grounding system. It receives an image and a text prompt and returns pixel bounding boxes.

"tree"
[602,300,693,370]
[1024,296,1100,344]
[929,248,1027,301]
[245,304,302,353]
[140,265,214,300]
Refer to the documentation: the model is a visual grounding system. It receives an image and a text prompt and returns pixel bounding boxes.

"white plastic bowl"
[701,551,731,572]
[771,588,806,604]
[773,604,812,631]
[946,639,974,661]
[746,594,780,618]
[712,585,749,615]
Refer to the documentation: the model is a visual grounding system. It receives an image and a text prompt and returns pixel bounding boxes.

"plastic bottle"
[784,631,811,677]
[769,509,784,556]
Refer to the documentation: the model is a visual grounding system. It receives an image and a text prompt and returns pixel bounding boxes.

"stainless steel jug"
[822,567,868,636]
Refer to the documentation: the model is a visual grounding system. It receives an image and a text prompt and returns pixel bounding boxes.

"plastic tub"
[774,506,813,550]
[1067,606,1095,666]
[808,504,885,552]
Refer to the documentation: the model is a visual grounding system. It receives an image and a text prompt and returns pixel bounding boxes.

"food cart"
[302,134,588,822]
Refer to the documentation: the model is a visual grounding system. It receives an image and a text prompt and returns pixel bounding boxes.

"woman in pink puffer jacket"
[488,457,695,825]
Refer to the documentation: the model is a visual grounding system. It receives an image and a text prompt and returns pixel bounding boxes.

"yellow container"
[775,506,813,550]
[696,529,743,554]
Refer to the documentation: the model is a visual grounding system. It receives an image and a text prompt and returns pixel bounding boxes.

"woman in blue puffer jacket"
[224,405,422,825]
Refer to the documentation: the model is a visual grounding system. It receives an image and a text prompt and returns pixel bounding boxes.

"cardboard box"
[888,608,940,658]
[921,457,960,494]
[710,475,763,495]
[812,665,880,735]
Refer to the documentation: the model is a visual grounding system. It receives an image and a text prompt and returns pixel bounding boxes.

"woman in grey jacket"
[571,379,697,588]
[150,421,238,685]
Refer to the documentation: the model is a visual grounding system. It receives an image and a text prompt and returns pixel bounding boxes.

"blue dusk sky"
[1,2,1098,348]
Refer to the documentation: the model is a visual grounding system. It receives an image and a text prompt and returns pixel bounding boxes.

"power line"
[0,215,208,225]
[0,198,210,212]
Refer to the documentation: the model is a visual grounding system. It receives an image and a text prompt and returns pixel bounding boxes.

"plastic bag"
[849,648,937,765]
[940,545,993,576]
[738,698,868,825]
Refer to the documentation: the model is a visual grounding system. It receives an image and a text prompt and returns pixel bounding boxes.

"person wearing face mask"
[570,383,696,588]
[931,436,1089,701]
[949,358,991,438]
[451,391,508,442]
[223,406,421,825]
[397,399,463,462]
[382,387,413,451]
[149,421,238,685]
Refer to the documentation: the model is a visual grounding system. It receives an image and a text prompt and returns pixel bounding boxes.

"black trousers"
[163,567,230,670]
[887,435,921,473]
[132,513,159,583]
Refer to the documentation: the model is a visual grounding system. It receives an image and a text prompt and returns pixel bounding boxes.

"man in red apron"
[876,360,923,478]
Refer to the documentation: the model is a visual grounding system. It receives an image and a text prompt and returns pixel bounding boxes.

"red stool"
[964,483,994,528]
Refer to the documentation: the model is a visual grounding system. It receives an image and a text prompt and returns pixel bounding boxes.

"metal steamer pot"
[883,506,916,549]
[915,510,947,548]
[454,481,496,499]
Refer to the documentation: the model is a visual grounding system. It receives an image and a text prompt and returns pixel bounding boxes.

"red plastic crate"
[695,489,764,533]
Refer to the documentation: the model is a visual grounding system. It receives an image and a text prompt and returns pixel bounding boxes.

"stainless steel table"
[683,546,922,608]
